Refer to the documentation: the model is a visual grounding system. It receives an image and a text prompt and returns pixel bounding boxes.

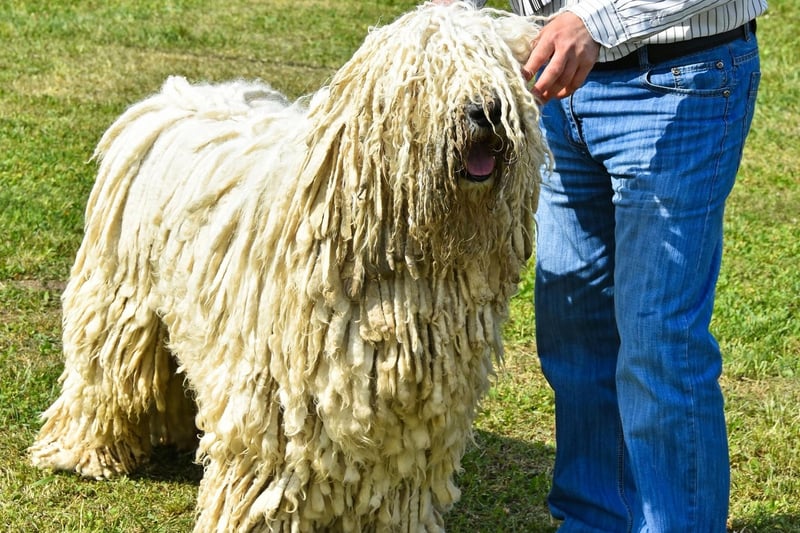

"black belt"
[593,21,756,71]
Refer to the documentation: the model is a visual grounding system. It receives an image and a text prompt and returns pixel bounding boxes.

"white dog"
[30,3,544,531]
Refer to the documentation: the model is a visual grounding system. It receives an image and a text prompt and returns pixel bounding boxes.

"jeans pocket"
[643,57,731,97]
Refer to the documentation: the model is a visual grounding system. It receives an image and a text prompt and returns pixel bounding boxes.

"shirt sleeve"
[566,0,730,48]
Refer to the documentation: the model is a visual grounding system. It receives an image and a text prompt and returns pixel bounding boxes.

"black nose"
[467,100,502,128]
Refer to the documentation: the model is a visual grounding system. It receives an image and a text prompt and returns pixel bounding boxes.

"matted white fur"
[30,3,545,531]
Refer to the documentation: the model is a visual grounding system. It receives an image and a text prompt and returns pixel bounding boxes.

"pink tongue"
[467,143,496,177]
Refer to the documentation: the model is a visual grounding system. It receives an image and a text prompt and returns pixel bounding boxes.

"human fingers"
[557,58,595,98]
[536,49,600,101]
[524,13,599,101]
[530,51,576,102]
[522,35,554,83]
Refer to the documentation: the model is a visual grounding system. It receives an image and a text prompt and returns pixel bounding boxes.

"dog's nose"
[467,100,502,128]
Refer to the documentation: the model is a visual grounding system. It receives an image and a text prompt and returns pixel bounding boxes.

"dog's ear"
[492,14,544,64]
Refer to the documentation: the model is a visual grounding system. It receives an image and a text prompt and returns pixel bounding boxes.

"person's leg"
[578,35,761,531]
[535,98,636,532]
[536,32,760,532]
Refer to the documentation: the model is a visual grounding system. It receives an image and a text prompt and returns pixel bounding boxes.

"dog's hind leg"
[29,259,195,479]
[148,345,198,452]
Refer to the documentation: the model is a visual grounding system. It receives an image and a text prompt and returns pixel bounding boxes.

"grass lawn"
[1,1,797,531]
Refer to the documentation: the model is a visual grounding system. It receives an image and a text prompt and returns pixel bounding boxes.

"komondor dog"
[30,3,545,531]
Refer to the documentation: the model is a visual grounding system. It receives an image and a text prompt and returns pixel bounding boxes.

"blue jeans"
[534,30,760,532]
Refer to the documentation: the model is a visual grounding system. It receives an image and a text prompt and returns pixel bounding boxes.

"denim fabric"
[534,31,761,532]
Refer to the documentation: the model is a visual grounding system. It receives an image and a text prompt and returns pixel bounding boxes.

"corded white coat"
[30,3,545,531]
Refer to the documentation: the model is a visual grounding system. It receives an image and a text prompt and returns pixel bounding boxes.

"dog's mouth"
[465,141,499,183]
[460,98,507,184]
[463,133,509,184]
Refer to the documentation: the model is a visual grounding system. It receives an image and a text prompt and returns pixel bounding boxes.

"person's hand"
[523,12,600,102]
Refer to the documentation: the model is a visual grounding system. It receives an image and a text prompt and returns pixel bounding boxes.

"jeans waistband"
[593,21,756,71]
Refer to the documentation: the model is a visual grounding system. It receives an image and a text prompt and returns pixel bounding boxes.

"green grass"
[1,1,797,531]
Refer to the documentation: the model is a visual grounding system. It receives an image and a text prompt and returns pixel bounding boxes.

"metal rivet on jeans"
[716,61,725,69]
[723,89,731,97]
[672,67,680,75]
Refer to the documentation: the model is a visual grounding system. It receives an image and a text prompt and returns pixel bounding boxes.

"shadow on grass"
[126,430,558,532]
[448,429,557,533]
[133,445,203,484]
[125,434,800,533]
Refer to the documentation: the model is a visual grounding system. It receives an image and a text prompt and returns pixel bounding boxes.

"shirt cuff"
[565,0,629,49]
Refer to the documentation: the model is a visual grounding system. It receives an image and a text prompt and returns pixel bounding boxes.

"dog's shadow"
[134,446,203,484]
[134,430,556,531]
[56,435,800,533]
[448,429,557,532]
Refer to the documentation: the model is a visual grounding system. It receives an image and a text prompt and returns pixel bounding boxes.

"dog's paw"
[30,439,146,480]
[73,445,142,480]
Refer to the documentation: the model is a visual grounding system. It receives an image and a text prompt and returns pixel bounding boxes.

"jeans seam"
[616,426,634,532]
[680,77,732,530]
[565,95,588,150]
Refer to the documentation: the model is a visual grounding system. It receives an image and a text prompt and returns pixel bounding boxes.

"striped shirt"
[506,0,767,62]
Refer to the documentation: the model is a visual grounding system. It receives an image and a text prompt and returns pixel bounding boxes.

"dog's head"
[301,3,545,282]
